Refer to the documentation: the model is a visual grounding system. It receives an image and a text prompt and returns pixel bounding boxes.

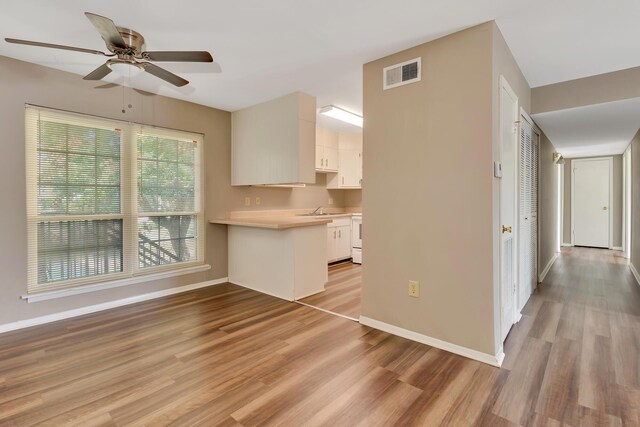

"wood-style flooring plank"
[299,262,362,318]
[0,247,638,426]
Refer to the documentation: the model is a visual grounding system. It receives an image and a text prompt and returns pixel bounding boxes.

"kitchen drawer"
[327,217,351,228]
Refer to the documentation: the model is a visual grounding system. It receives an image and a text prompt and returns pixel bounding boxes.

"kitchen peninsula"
[210,214,331,301]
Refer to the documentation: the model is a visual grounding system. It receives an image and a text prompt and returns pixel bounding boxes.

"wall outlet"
[255,196,261,206]
[328,197,334,205]
[408,280,420,298]
[244,197,251,206]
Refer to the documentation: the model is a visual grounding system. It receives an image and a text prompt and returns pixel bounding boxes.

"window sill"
[22,264,211,303]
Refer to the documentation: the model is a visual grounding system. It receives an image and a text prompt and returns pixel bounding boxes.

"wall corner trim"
[538,253,559,283]
[0,277,228,334]
[359,316,503,367]
[630,263,640,287]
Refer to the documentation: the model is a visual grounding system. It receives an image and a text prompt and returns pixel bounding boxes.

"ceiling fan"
[5,12,213,87]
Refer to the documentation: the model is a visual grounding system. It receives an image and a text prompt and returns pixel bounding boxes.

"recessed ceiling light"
[319,105,363,127]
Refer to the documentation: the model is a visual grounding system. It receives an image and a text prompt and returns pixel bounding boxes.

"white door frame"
[623,146,632,258]
[499,75,519,342]
[558,163,563,253]
[570,157,614,248]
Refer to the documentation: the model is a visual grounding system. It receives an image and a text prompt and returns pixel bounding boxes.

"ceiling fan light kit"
[5,12,213,87]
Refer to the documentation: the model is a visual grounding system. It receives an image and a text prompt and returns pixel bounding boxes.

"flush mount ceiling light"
[107,59,145,77]
[319,105,363,127]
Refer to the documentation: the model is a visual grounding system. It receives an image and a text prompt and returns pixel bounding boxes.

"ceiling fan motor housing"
[115,27,145,54]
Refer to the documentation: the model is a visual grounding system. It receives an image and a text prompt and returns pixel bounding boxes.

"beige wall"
[631,130,640,271]
[343,190,362,208]
[532,66,640,114]
[362,22,500,356]
[538,131,559,273]
[0,55,344,325]
[562,155,623,247]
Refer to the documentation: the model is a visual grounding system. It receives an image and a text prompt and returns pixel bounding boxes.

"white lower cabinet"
[327,217,352,262]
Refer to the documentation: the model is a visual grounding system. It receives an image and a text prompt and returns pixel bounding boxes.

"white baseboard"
[359,316,503,367]
[538,253,559,283]
[561,243,573,247]
[294,288,326,300]
[0,277,228,334]
[229,280,293,302]
[295,301,359,322]
[630,263,640,287]
[612,246,624,251]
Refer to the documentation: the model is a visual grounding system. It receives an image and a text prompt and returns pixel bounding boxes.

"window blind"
[25,106,204,294]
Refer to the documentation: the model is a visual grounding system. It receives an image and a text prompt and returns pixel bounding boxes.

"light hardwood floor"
[0,247,638,426]
[299,262,362,319]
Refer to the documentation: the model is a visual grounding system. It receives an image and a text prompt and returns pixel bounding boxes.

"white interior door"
[518,118,538,312]
[499,77,518,343]
[572,158,611,248]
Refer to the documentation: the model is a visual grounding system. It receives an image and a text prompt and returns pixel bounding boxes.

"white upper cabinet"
[327,132,363,189]
[232,92,316,186]
[315,127,339,173]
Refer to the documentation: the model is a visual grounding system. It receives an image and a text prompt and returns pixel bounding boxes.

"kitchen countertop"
[209,216,333,230]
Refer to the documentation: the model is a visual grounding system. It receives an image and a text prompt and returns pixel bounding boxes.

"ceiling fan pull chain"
[127,67,133,110]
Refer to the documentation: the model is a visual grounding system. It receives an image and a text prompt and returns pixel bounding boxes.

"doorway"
[571,157,613,248]
[499,76,519,343]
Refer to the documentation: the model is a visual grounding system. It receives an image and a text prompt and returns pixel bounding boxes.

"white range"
[352,214,362,264]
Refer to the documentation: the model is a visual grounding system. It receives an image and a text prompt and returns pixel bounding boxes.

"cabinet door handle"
[342,177,344,185]
[339,230,341,238]
[321,158,324,167]
[327,159,329,168]
[333,230,336,239]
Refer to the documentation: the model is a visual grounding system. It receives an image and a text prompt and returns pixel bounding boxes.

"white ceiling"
[2,1,640,134]
[532,98,640,158]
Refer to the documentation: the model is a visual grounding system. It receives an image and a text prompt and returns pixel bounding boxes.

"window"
[26,106,204,294]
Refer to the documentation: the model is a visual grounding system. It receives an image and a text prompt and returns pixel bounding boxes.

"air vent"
[383,57,421,90]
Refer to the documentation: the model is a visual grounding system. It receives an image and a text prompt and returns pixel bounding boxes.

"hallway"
[496,247,640,425]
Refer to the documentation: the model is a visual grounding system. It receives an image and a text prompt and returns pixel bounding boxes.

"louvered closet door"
[518,119,538,312]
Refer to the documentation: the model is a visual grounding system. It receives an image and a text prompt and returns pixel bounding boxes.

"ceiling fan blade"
[83,63,112,80]
[142,63,189,87]
[94,83,119,89]
[84,12,127,49]
[142,51,213,62]
[5,38,111,56]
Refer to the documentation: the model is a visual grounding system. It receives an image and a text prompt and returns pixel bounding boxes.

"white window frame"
[25,106,205,298]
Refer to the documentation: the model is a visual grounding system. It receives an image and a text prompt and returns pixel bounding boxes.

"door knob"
[502,225,512,234]
[603,206,608,210]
